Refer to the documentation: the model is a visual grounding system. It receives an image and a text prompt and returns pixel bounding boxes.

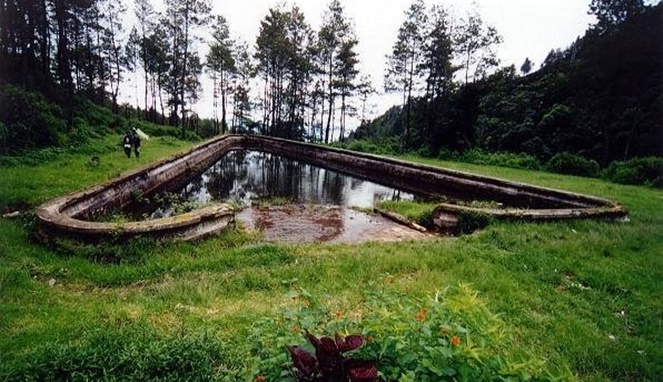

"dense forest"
[0,0,661,184]
[0,0,375,149]
[351,0,662,184]
[355,2,662,158]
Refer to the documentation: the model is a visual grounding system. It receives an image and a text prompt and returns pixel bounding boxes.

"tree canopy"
[0,0,660,170]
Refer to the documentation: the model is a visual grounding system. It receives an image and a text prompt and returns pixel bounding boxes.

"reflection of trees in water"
[177,150,413,207]
[349,177,363,191]
[181,174,204,198]
[205,150,250,201]
[322,169,344,205]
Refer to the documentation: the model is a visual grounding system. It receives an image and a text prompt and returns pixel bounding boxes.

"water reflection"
[177,150,414,208]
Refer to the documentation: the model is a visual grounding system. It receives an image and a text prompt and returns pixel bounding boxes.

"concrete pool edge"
[35,134,627,243]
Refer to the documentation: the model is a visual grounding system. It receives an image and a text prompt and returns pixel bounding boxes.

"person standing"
[131,127,141,158]
[122,130,133,158]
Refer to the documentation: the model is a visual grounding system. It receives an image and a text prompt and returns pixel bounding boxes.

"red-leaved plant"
[286,330,378,382]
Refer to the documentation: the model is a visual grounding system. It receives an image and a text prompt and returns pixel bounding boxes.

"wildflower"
[451,335,461,347]
[256,376,265,382]
[415,308,428,321]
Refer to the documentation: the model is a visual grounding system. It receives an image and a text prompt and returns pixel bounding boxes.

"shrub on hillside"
[346,140,384,155]
[458,149,542,171]
[0,85,65,154]
[74,98,124,136]
[602,157,663,187]
[341,138,403,156]
[545,152,599,177]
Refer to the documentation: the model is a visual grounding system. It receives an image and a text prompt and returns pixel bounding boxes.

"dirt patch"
[237,205,436,244]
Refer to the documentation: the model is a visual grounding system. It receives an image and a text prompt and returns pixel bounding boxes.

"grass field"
[1,136,661,381]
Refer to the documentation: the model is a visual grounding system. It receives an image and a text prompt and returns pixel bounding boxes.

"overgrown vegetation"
[1,0,661,379]
[4,323,226,381]
[0,85,197,164]
[1,140,662,381]
[246,285,564,381]
[350,2,662,187]
[602,157,663,186]
[545,152,600,178]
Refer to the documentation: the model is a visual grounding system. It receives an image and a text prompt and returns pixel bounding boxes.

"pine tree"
[454,4,502,84]
[589,0,645,33]
[318,0,354,143]
[335,38,359,141]
[134,0,157,118]
[384,0,428,143]
[206,15,236,135]
[163,0,211,130]
[98,0,127,113]
[520,57,533,75]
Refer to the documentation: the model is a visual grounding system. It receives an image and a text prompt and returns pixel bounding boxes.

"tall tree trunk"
[38,0,50,77]
[212,73,218,134]
[179,1,191,134]
[319,82,325,142]
[158,74,166,125]
[53,0,73,128]
[141,24,148,120]
[262,75,269,134]
[339,93,346,141]
[405,54,415,143]
[221,71,227,134]
[325,57,333,144]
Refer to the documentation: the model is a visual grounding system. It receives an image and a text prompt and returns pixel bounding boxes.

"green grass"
[377,199,438,228]
[0,135,191,210]
[1,139,662,381]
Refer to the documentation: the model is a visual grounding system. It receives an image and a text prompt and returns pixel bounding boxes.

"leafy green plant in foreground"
[245,285,568,381]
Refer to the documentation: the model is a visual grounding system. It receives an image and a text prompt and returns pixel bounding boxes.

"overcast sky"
[121,0,597,126]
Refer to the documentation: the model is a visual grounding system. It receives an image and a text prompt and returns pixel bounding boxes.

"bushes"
[545,152,599,177]
[128,119,200,142]
[74,98,125,136]
[0,84,196,158]
[243,286,565,381]
[340,138,402,156]
[456,211,493,235]
[602,157,663,187]
[452,149,542,171]
[0,85,65,154]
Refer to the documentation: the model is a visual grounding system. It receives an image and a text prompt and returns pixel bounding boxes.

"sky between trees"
[118,0,598,127]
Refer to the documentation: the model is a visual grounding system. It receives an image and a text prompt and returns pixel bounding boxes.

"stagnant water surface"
[123,150,434,243]
[157,150,420,214]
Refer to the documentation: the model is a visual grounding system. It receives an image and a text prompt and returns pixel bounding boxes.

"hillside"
[352,3,662,177]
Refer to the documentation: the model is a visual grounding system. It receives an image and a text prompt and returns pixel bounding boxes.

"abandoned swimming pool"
[35,135,627,243]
